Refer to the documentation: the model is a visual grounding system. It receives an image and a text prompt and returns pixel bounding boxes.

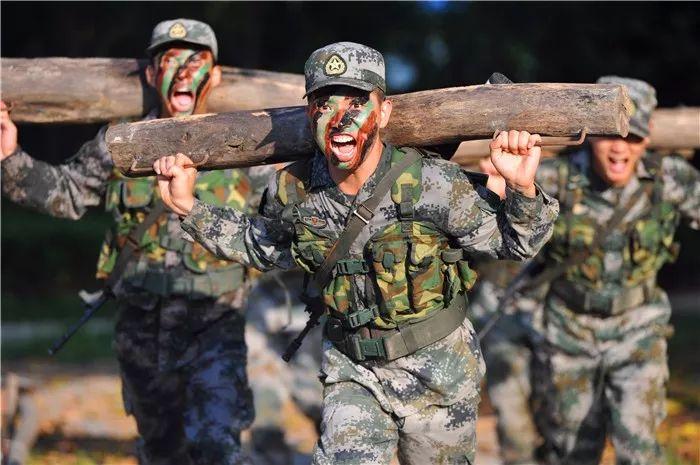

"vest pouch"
[456,260,478,292]
[370,230,410,321]
[323,273,354,315]
[407,223,445,314]
[291,208,334,274]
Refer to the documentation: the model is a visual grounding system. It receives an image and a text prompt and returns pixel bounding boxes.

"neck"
[329,137,385,196]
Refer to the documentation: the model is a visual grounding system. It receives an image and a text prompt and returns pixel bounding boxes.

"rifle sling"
[312,149,421,290]
[104,201,167,291]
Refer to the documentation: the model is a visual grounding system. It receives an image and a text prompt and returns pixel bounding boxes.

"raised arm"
[432,130,559,260]
[155,154,295,271]
[1,104,113,220]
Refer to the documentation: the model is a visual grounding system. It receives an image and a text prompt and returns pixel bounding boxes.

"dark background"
[1,1,699,347]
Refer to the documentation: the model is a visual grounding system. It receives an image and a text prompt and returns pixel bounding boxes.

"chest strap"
[325,296,467,362]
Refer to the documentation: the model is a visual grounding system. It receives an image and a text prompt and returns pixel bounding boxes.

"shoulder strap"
[104,202,167,291]
[313,149,422,290]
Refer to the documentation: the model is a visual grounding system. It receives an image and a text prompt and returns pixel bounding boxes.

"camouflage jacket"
[1,117,274,305]
[536,149,700,294]
[534,148,699,351]
[182,143,558,414]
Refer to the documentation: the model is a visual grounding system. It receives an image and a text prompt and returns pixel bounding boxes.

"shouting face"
[590,134,649,188]
[307,86,385,171]
[151,47,217,117]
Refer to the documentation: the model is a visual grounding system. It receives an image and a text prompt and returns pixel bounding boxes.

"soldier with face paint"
[154,41,559,465]
[0,19,275,465]
[528,77,700,465]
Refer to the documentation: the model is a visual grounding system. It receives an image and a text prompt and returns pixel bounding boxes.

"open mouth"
[607,155,630,175]
[170,89,195,113]
[330,133,357,161]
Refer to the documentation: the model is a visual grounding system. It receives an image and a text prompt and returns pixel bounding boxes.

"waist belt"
[325,297,467,362]
[551,277,656,316]
[129,265,245,298]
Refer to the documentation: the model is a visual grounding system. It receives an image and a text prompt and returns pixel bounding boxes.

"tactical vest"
[277,147,477,330]
[548,153,680,291]
[95,168,254,297]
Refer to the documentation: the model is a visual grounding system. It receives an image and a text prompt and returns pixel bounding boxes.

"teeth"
[332,134,354,143]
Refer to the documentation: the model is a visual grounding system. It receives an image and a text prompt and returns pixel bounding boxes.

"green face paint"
[308,89,379,171]
[155,48,214,117]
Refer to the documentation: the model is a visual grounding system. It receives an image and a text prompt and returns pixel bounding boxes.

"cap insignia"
[324,54,346,76]
[168,23,188,39]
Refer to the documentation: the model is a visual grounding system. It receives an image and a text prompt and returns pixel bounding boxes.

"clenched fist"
[0,101,18,160]
[489,130,541,198]
[153,153,197,217]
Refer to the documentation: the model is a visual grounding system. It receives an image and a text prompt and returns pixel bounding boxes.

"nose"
[610,137,628,152]
[175,64,190,80]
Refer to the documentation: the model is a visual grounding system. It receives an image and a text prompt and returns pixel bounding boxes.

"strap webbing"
[105,202,167,290]
[312,149,421,290]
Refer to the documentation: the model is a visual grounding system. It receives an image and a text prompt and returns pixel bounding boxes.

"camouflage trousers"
[471,280,542,465]
[533,291,671,465]
[113,295,254,465]
[312,318,484,465]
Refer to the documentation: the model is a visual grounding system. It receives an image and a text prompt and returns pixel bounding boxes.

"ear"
[209,65,222,88]
[145,63,156,87]
[378,98,392,129]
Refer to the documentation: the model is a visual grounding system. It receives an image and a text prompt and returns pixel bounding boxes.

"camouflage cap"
[303,42,386,98]
[146,19,218,61]
[597,76,657,138]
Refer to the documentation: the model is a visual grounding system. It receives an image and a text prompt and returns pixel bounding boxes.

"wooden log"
[0,57,305,123]
[451,106,700,166]
[107,83,631,176]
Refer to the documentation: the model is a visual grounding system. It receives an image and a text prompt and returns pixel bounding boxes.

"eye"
[352,102,363,110]
[319,103,331,112]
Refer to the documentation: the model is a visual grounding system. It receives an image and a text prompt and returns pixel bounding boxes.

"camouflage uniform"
[531,77,700,465]
[469,261,545,465]
[179,43,559,464]
[1,19,274,465]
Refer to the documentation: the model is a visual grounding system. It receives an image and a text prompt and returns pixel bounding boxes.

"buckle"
[336,259,369,275]
[349,335,386,361]
[345,305,380,329]
[352,204,374,224]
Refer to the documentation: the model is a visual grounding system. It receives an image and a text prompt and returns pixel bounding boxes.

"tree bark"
[450,106,700,167]
[106,83,631,176]
[0,57,305,123]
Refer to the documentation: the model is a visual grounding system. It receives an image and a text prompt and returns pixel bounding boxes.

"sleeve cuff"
[504,183,545,220]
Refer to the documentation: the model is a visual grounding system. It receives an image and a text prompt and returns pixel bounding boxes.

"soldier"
[0,19,272,465]
[529,77,700,465]
[154,41,559,464]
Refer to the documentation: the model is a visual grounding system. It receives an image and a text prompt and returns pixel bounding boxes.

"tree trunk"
[106,83,631,176]
[0,57,305,123]
[451,106,700,167]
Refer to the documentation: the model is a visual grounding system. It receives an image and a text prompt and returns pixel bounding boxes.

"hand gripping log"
[106,83,632,177]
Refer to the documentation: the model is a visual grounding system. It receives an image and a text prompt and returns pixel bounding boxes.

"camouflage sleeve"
[181,171,296,271]
[0,126,113,219]
[660,155,700,230]
[534,157,562,198]
[427,160,559,260]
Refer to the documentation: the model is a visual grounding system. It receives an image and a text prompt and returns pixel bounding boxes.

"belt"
[325,296,467,362]
[551,277,656,316]
[132,266,245,298]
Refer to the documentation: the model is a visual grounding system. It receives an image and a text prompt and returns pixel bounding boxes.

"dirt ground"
[2,359,698,465]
